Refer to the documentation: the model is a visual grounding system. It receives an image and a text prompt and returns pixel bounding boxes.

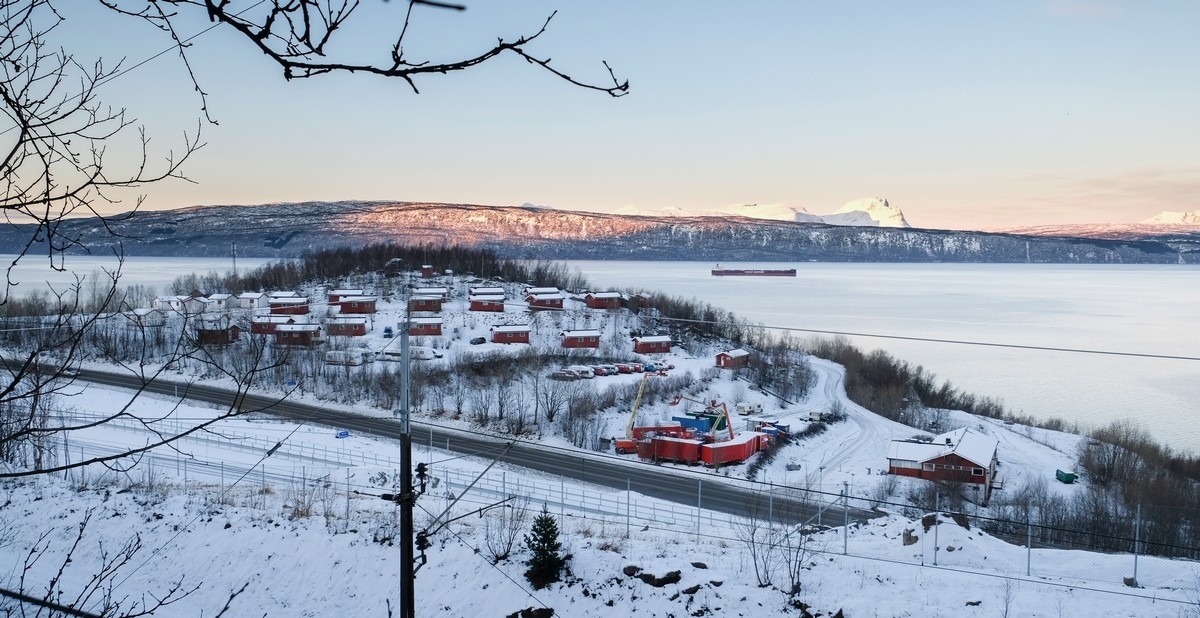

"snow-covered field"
[4,286,1197,616]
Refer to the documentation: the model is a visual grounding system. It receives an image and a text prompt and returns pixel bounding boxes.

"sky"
[50,1,1200,231]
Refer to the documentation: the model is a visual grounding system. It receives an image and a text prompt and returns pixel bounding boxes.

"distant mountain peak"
[1141,210,1200,225]
[826,197,911,228]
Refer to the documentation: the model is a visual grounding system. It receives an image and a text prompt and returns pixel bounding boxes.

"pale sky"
[56,1,1200,231]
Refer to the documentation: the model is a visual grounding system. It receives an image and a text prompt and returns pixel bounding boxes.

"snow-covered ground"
[5,283,1196,616]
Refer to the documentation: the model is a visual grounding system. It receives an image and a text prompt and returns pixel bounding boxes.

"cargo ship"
[711,265,796,277]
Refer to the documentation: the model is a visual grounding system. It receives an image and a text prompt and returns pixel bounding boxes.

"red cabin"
[408,317,443,337]
[561,329,600,349]
[274,324,320,346]
[409,296,443,313]
[327,316,368,337]
[886,428,999,502]
[470,295,505,312]
[338,296,377,314]
[491,324,531,344]
[526,293,564,312]
[584,292,622,310]
[716,348,750,369]
[269,297,309,315]
[633,335,672,354]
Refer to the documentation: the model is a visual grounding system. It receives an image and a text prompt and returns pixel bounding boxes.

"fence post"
[1026,517,1032,577]
[933,493,939,566]
[1133,503,1141,583]
[843,481,849,555]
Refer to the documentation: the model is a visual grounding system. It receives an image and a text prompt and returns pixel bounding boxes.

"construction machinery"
[669,395,735,442]
[613,370,668,454]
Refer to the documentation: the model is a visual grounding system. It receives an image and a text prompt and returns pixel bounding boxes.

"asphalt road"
[63,366,877,526]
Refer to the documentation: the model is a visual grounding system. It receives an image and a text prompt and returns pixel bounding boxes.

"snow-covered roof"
[527,293,564,301]
[562,329,601,338]
[328,316,368,324]
[329,289,364,295]
[253,316,305,324]
[410,294,443,301]
[208,293,233,301]
[886,428,998,468]
[409,317,443,325]
[586,291,622,299]
[492,324,531,333]
[634,335,672,344]
[413,287,447,295]
[269,291,300,298]
[469,287,505,295]
[276,324,319,333]
[469,294,505,302]
[338,296,377,302]
[720,348,750,358]
[525,287,559,295]
[238,291,266,299]
[269,297,308,305]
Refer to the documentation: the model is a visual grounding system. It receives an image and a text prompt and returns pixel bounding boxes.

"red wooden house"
[338,296,378,314]
[633,335,672,354]
[408,317,443,337]
[327,289,363,303]
[420,264,435,278]
[251,316,298,335]
[275,323,321,346]
[886,428,1000,503]
[195,315,240,345]
[526,292,564,312]
[561,329,600,349]
[269,296,309,315]
[327,315,368,337]
[469,294,505,312]
[491,324,531,344]
[584,292,622,310]
[716,348,750,369]
[409,295,443,313]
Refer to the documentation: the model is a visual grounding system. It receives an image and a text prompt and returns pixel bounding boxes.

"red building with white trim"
[561,329,600,349]
[327,315,368,337]
[409,296,443,313]
[338,296,378,314]
[716,348,750,369]
[491,324,531,344]
[275,323,321,346]
[408,317,443,337]
[269,297,309,315]
[886,428,1000,503]
[526,292,564,312]
[633,335,672,354]
[469,295,505,312]
[584,292,622,310]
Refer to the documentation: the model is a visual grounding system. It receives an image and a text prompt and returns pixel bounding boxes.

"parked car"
[629,362,644,372]
[614,363,634,374]
[601,364,619,375]
[549,370,579,381]
[469,336,486,345]
[590,365,609,376]
[643,362,659,372]
[383,326,394,338]
[567,365,595,378]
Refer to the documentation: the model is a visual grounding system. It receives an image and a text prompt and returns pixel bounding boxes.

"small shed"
[408,317,443,337]
[275,323,321,346]
[584,292,622,310]
[206,293,234,312]
[491,324,531,344]
[716,348,750,369]
[327,315,369,337]
[126,308,166,328]
[561,329,600,349]
[420,265,435,278]
[469,294,506,312]
[633,335,672,354]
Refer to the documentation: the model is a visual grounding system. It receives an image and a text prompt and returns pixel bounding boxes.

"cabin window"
[972,468,984,476]
[922,463,935,472]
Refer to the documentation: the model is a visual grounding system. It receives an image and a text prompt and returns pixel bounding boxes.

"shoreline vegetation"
[3,242,1197,557]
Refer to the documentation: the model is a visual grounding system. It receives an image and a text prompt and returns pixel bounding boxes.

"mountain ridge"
[6,200,1199,263]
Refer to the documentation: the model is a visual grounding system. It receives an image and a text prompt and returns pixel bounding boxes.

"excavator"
[614,370,668,454]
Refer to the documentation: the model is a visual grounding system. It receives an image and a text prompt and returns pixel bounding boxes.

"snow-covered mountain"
[637,197,912,228]
[6,200,1199,262]
[1142,209,1200,225]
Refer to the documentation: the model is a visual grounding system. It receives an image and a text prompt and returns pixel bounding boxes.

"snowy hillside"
[3,279,1193,616]
[1142,210,1200,225]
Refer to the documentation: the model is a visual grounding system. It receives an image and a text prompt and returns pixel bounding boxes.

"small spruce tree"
[524,505,565,589]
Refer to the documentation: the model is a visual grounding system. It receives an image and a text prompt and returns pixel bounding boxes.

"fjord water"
[7,255,1198,454]
[566,261,1200,455]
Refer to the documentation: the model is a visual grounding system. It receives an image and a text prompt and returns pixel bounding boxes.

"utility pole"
[398,313,416,618]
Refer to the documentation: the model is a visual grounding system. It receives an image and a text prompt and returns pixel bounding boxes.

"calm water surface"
[6,255,1198,453]
[565,261,1200,455]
